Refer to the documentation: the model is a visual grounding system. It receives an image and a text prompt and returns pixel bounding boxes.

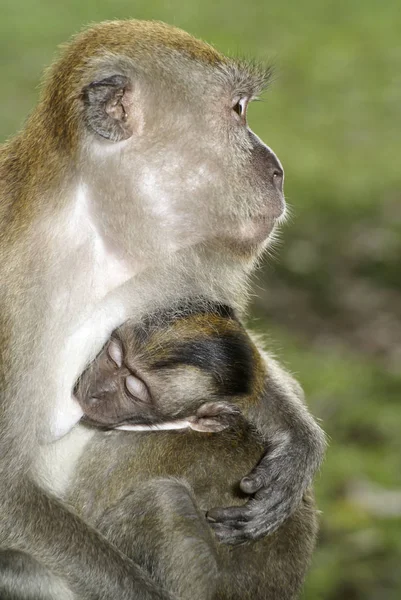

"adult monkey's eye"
[232,97,248,120]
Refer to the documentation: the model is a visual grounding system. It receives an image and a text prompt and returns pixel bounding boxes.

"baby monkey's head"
[74,300,264,429]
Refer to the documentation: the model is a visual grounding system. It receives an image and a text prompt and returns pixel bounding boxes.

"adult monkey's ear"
[82,74,133,141]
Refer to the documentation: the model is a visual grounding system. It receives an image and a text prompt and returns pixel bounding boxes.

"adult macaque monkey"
[0,19,325,600]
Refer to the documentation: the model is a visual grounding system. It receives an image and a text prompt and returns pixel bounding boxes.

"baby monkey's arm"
[118,401,240,433]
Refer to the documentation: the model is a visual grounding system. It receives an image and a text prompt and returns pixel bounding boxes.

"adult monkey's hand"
[208,357,326,543]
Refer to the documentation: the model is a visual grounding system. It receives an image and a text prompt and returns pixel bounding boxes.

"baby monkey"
[71,299,319,600]
[75,302,255,434]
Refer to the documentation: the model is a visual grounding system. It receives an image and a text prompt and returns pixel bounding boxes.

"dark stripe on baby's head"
[152,330,254,397]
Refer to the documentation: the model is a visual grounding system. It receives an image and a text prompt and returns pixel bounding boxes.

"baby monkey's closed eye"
[125,374,151,403]
[107,337,152,403]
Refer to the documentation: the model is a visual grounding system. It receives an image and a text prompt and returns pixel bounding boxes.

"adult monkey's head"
[29,20,284,265]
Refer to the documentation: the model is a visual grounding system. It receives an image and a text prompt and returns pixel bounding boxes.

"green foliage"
[1,1,400,597]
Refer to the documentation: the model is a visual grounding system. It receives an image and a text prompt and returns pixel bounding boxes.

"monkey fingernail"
[241,476,262,493]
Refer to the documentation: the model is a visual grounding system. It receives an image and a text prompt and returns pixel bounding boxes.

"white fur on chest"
[36,424,96,497]
[71,184,134,296]
[47,185,136,440]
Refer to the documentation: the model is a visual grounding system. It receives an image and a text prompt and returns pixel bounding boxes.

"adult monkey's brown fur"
[0,20,325,600]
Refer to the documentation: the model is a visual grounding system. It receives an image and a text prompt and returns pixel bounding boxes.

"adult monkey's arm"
[208,354,326,543]
[0,19,285,597]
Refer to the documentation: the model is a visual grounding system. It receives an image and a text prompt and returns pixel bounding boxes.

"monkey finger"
[195,401,240,418]
[254,488,298,519]
[208,521,251,545]
[240,460,276,494]
[240,475,264,495]
[189,417,229,433]
[206,504,253,524]
[209,492,297,545]
[210,511,288,545]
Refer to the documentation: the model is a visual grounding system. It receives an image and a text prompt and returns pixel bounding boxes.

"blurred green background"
[1,1,400,598]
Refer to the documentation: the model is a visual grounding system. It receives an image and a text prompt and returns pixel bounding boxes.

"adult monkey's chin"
[212,221,277,260]
[234,206,287,254]
[236,183,287,250]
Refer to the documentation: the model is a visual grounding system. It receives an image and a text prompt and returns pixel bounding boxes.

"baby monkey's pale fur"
[0,19,325,600]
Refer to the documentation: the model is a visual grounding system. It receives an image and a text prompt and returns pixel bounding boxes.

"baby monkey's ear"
[107,338,123,368]
[188,402,241,432]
